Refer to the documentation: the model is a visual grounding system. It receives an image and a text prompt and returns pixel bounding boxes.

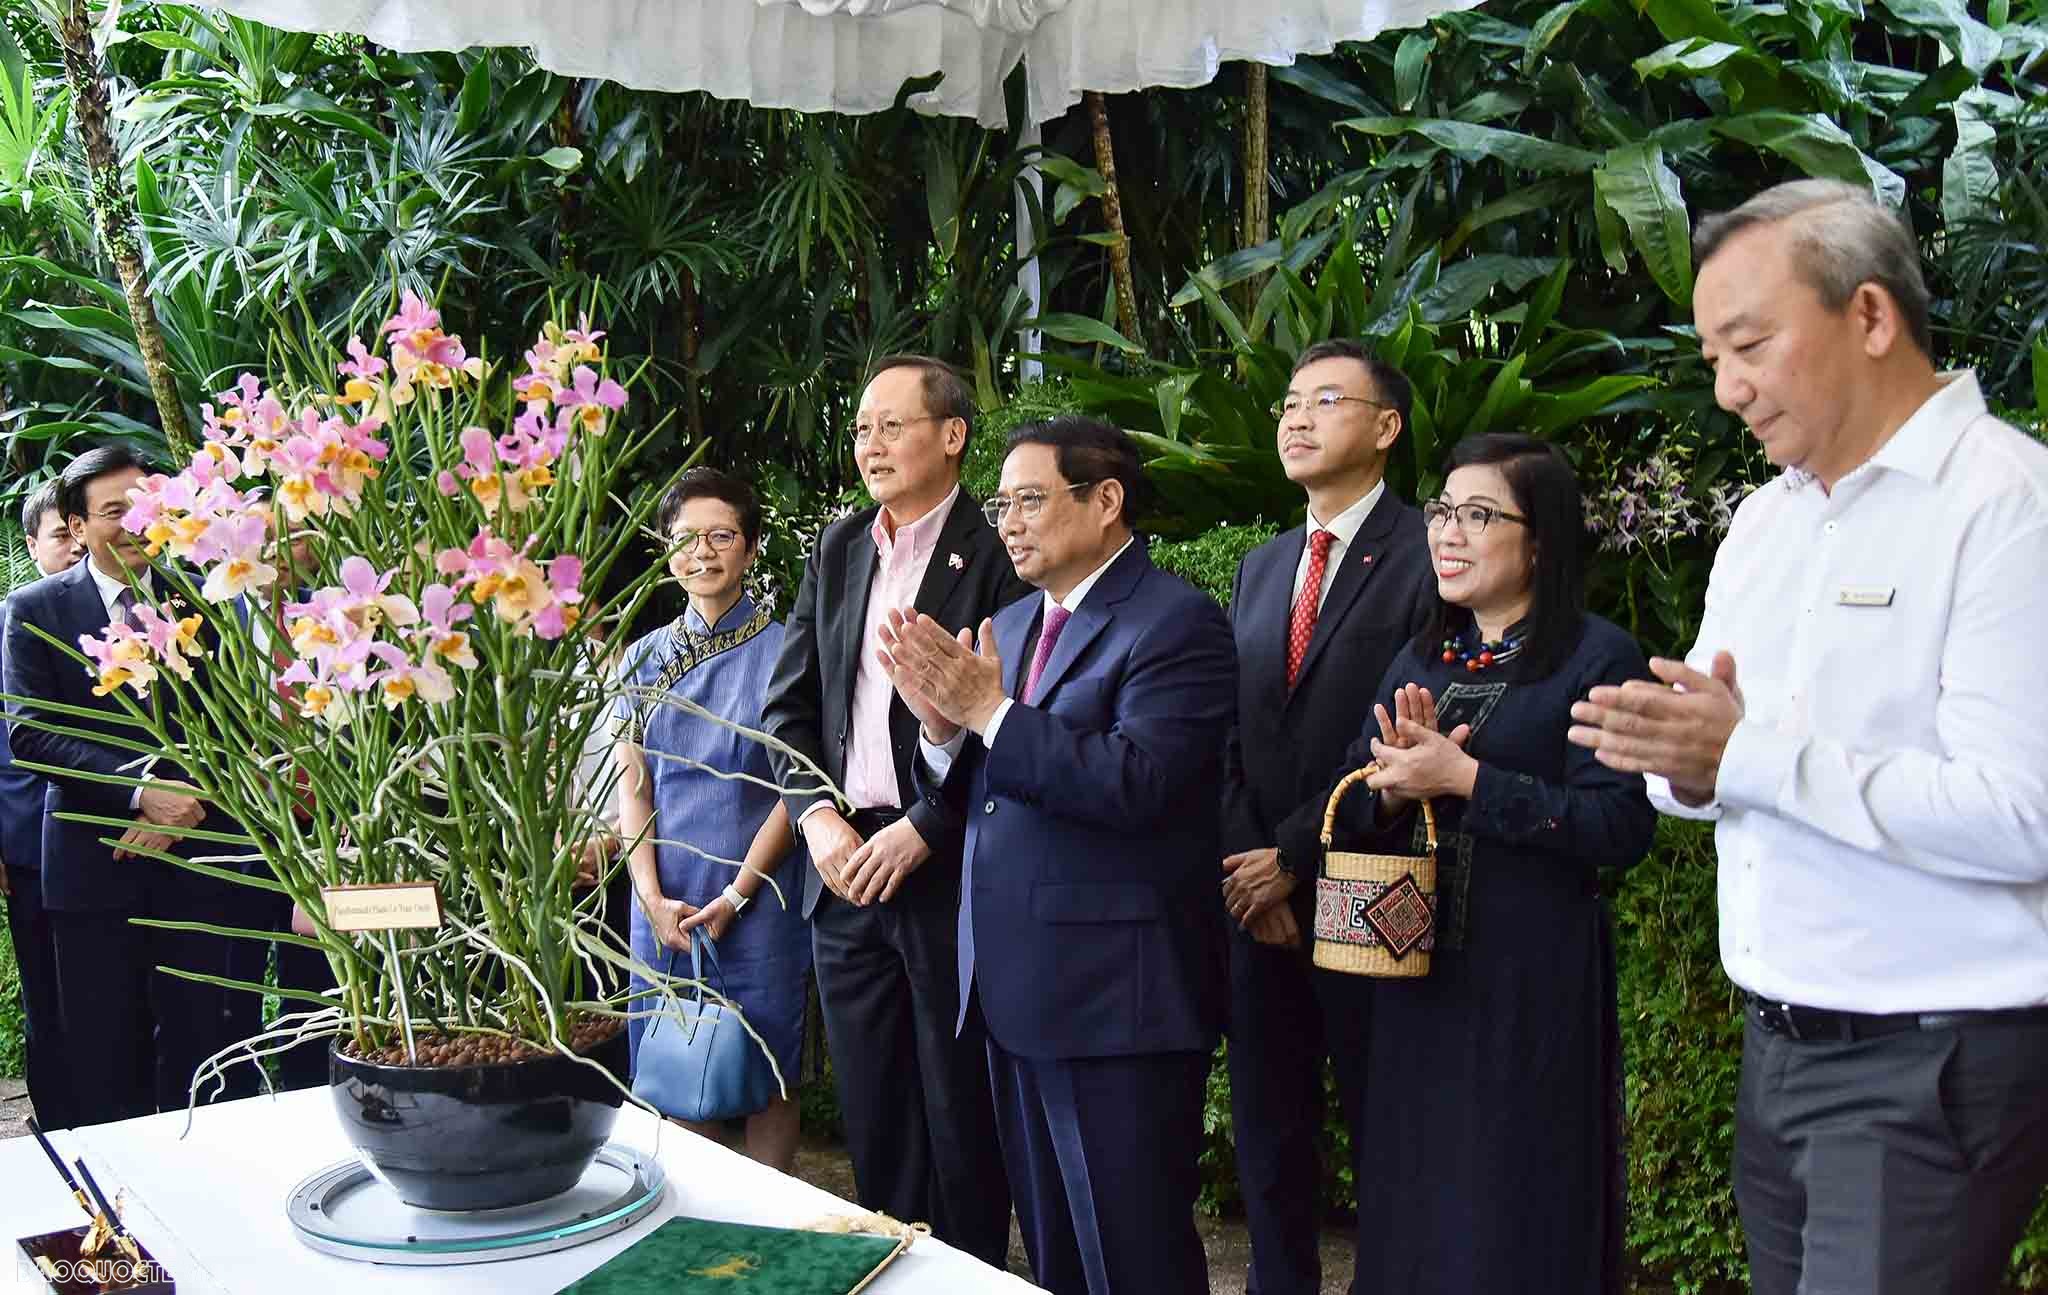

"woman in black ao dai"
[1301,434,1656,1295]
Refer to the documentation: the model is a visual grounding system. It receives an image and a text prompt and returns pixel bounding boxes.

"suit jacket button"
[984,801,996,814]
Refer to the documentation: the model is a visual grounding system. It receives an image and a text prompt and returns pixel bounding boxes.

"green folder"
[560,1217,908,1294]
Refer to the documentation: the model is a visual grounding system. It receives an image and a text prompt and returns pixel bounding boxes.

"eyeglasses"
[1270,392,1391,420]
[852,414,943,446]
[89,504,130,524]
[982,481,1099,526]
[672,527,741,553]
[1422,500,1528,535]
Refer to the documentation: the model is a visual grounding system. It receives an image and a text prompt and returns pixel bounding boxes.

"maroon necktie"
[1022,605,1071,704]
[1286,530,1336,689]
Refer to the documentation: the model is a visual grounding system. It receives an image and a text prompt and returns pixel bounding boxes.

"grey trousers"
[1735,1013,2048,1295]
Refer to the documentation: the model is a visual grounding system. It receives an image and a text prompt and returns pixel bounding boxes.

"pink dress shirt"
[841,486,960,811]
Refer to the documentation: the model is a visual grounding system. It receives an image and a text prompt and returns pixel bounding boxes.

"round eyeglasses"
[852,414,942,447]
[672,527,741,553]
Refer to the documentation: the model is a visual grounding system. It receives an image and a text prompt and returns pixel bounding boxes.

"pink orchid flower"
[553,365,628,436]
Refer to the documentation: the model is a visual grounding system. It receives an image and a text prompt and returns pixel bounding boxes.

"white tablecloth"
[3,1089,1040,1293]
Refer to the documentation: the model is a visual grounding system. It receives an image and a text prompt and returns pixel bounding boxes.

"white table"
[3,1089,1041,1293]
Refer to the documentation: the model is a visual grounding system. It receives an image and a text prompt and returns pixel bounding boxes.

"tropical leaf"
[1713,112,1907,205]
[1593,143,1693,305]
[1339,117,1603,173]
[1025,312,1143,353]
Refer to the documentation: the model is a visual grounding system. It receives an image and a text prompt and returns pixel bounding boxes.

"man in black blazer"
[1218,341,1437,1295]
[1,482,84,1128]
[3,446,254,1124]
[761,355,1027,1264]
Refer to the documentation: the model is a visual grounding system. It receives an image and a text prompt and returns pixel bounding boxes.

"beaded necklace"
[1440,625,1525,673]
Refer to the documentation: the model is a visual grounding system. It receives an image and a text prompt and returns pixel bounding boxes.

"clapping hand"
[1365,684,1476,812]
[875,609,1007,739]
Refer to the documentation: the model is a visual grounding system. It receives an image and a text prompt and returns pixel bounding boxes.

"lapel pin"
[948,552,965,570]
[1361,554,1373,565]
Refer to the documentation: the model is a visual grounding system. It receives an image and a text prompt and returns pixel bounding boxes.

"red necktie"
[1023,605,1071,704]
[1287,530,1336,689]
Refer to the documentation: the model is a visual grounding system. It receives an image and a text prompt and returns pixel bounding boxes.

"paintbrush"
[22,1118,91,1217]
[73,1159,144,1265]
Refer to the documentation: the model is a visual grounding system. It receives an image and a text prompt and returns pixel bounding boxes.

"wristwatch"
[720,883,751,915]
[1273,848,1295,880]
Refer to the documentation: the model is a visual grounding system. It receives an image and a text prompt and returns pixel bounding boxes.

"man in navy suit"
[2,482,85,1127]
[1217,340,1437,1294]
[879,416,1236,1295]
[3,446,251,1123]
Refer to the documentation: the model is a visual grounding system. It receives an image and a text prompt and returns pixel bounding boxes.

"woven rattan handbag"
[1311,763,1439,978]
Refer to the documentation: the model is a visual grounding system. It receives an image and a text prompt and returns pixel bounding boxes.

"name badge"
[1837,585,1895,608]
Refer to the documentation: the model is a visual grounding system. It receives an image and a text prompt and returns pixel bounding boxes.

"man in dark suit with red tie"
[1218,340,1436,1295]
[880,416,1237,1295]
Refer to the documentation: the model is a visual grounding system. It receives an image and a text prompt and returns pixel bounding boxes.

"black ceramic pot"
[328,1028,629,1211]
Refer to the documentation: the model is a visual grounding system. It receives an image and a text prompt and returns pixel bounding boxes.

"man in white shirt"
[1567,179,2048,1294]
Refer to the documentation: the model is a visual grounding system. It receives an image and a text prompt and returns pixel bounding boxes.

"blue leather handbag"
[631,934,779,1123]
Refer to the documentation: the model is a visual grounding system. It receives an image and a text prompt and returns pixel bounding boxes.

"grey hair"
[1693,179,1932,359]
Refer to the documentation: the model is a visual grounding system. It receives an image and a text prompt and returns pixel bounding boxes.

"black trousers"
[48,864,261,1125]
[1736,1013,2048,1295]
[4,866,74,1129]
[987,1039,1210,1295]
[1224,916,1327,1295]
[811,884,1012,1267]
[223,888,339,1092]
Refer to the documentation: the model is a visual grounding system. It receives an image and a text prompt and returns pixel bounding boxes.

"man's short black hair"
[1290,339,1414,439]
[655,466,764,550]
[20,481,62,536]
[1003,415,1146,527]
[57,445,153,524]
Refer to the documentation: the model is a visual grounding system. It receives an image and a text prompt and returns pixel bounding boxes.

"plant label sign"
[322,882,445,932]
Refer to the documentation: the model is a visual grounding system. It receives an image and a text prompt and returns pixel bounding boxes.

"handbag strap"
[1319,761,1438,851]
[647,933,725,1039]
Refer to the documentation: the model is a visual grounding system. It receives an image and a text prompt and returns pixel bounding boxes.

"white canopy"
[203,0,1483,125]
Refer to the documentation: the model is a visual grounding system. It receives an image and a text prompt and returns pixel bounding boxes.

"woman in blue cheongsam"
[615,467,806,1170]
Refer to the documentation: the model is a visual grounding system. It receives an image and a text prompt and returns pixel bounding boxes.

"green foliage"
[0,912,21,1082]
[1149,520,1280,603]
[1612,819,1747,1292]
[966,376,1077,500]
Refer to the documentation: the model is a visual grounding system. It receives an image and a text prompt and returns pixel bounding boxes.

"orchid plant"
[6,289,766,1088]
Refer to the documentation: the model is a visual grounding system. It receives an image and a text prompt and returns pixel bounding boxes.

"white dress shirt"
[921,535,1136,778]
[86,557,139,622]
[1650,372,2048,1012]
[86,558,153,807]
[1291,480,1384,608]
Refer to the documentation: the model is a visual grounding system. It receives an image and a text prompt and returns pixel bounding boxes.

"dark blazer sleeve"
[3,589,137,819]
[1459,626,1656,871]
[1217,556,1266,855]
[761,536,841,825]
[982,589,1236,835]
